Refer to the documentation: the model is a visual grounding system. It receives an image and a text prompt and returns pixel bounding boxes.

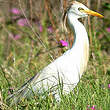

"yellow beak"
[80,9,104,18]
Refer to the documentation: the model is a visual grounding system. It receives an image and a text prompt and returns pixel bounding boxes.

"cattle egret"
[7,1,103,105]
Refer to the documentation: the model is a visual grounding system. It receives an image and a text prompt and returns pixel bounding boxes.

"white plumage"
[7,1,103,105]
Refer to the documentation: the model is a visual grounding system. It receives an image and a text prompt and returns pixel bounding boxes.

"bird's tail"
[6,74,38,106]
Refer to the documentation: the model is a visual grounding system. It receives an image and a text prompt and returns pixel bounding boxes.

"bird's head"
[67,1,104,19]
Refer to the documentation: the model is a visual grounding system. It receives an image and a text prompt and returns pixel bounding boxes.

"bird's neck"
[67,13,89,49]
[67,13,89,74]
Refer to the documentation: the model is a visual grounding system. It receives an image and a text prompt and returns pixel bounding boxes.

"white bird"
[7,1,103,105]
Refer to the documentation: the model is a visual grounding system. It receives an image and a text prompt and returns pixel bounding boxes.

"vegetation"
[0,0,110,109]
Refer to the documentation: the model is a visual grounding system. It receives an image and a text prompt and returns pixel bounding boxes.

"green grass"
[0,19,110,110]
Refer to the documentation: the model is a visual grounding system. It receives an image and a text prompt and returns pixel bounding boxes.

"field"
[0,0,110,110]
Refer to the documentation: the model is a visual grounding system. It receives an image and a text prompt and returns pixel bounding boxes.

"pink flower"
[59,40,68,47]
[48,26,53,33]
[108,84,110,88]
[14,34,21,40]
[39,25,43,32]
[106,27,110,32]
[17,18,28,27]
[9,34,21,40]
[87,105,96,110]
[91,105,96,110]
[11,8,21,15]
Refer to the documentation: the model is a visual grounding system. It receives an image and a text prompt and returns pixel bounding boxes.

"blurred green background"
[0,0,110,109]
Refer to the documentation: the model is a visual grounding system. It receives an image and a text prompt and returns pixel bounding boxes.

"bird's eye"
[78,7,84,11]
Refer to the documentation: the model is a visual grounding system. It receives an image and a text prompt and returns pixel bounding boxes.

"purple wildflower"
[9,33,21,40]
[59,40,68,47]
[17,18,28,27]
[14,34,21,40]
[106,27,110,32]
[108,84,110,89]
[39,25,43,32]
[11,8,21,15]
[48,26,53,33]
[87,105,96,110]
[90,105,96,110]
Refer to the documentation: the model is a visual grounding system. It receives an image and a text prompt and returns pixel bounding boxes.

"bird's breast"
[79,39,89,76]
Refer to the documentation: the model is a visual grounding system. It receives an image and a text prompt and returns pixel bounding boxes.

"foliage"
[0,0,110,109]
